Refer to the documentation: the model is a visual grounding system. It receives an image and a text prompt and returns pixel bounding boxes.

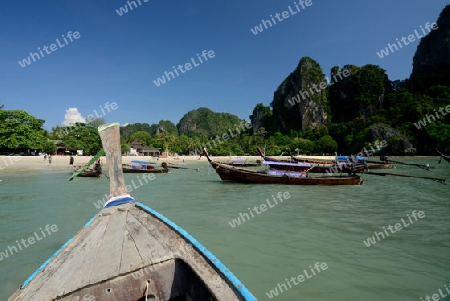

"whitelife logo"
[153,50,215,87]
[250,0,313,35]
[266,262,328,299]
[414,104,450,129]
[18,31,81,68]
[363,210,425,247]
[0,224,58,262]
[115,0,149,16]
[228,192,291,228]
[376,22,438,58]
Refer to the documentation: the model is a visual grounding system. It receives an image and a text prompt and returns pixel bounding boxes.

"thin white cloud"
[62,108,85,126]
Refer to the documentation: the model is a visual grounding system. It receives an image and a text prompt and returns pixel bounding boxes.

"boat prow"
[9,200,255,301]
[9,123,256,301]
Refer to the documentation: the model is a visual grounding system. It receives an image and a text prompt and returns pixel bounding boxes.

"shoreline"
[0,155,441,174]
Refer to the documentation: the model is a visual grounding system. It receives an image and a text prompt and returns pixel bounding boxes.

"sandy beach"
[0,154,339,174]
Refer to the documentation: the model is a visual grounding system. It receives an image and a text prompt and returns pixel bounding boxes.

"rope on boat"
[364,171,446,184]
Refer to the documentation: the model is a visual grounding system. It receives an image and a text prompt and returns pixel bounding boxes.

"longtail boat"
[257,147,365,174]
[73,162,102,177]
[164,162,200,171]
[366,163,392,170]
[203,149,361,185]
[218,158,262,167]
[122,160,169,173]
[437,149,450,164]
[9,123,256,301]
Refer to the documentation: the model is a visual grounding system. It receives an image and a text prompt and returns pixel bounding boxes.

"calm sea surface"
[0,158,449,301]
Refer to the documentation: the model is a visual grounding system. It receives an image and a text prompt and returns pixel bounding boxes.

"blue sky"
[0,0,448,130]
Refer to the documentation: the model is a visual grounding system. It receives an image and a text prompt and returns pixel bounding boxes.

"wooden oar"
[163,162,199,171]
[69,148,105,181]
[372,158,432,170]
[364,171,445,184]
[436,149,450,164]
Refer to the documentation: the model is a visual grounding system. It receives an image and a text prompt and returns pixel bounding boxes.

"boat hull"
[265,162,366,174]
[366,163,391,170]
[8,202,255,301]
[73,164,102,177]
[123,167,168,173]
[213,163,360,185]
[77,170,102,177]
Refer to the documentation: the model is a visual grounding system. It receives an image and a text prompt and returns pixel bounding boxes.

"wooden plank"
[130,207,243,301]
[125,208,171,265]
[119,211,144,274]
[98,123,128,198]
[14,215,110,301]
[61,213,111,290]
[89,207,128,284]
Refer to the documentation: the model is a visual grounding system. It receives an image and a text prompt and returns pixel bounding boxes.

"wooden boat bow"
[9,124,256,301]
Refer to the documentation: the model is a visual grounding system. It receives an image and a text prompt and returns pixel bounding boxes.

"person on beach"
[48,155,52,165]
[44,154,47,161]
[70,156,74,166]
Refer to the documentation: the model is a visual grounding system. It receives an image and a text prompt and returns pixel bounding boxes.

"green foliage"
[42,140,56,153]
[87,117,106,128]
[317,135,338,153]
[0,110,47,150]
[270,57,329,133]
[121,143,130,154]
[120,123,153,137]
[157,120,178,136]
[177,107,245,138]
[129,131,152,146]
[58,123,102,155]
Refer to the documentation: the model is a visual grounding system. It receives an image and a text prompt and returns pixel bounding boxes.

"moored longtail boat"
[257,147,365,174]
[437,149,450,164]
[122,160,169,173]
[73,162,102,177]
[9,123,256,301]
[203,149,361,185]
[366,163,392,170]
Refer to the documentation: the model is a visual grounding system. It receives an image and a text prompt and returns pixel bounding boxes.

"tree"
[129,131,152,146]
[156,120,179,136]
[61,123,102,155]
[317,135,338,154]
[121,143,130,154]
[42,140,56,154]
[0,110,47,150]
[88,117,106,128]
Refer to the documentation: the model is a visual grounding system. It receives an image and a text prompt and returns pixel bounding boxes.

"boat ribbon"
[104,194,136,208]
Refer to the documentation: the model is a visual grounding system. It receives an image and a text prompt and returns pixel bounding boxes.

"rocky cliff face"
[412,5,450,73]
[411,5,450,90]
[177,107,243,137]
[249,103,276,135]
[370,125,416,155]
[269,57,328,132]
[328,64,391,123]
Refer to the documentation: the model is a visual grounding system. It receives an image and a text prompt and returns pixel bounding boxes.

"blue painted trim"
[104,197,135,208]
[21,213,98,288]
[136,202,257,301]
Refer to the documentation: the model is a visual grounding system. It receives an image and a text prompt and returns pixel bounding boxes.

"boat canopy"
[263,160,311,167]
[130,160,155,165]
[337,156,365,161]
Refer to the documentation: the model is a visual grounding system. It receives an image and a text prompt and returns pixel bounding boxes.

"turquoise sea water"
[0,158,449,301]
